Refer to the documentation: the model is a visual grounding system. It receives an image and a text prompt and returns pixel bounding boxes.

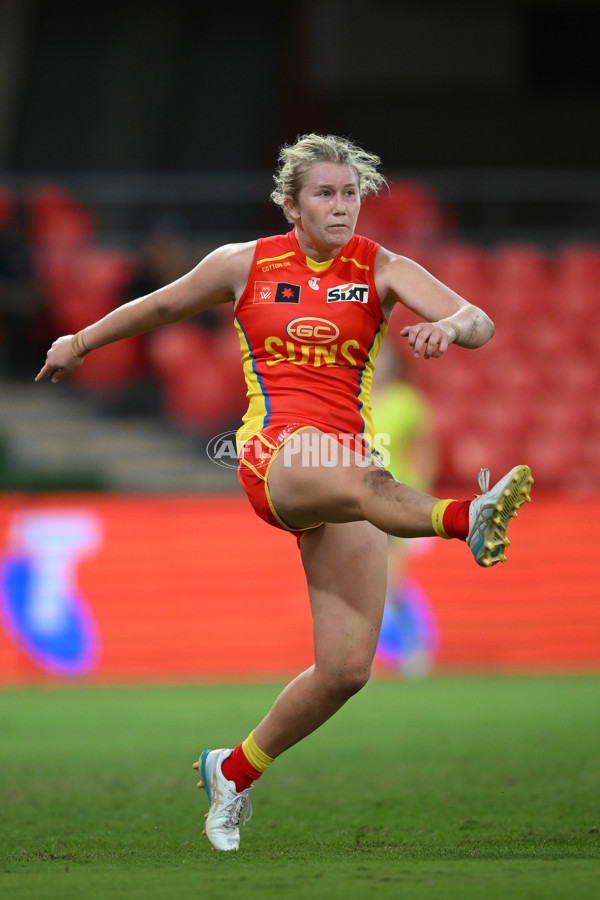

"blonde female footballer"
[36,133,533,851]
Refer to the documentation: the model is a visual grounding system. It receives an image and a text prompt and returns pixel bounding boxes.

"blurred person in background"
[122,214,192,301]
[0,188,49,378]
[35,133,533,853]
[122,214,225,334]
[371,341,440,677]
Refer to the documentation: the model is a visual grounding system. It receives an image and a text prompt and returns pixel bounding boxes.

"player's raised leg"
[267,428,439,538]
[267,430,533,567]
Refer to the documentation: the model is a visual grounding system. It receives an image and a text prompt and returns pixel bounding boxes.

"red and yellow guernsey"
[234,230,388,450]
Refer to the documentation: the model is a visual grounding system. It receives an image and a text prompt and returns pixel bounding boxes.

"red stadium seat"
[0,185,15,226]
[35,235,146,394]
[554,244,600,320]
[358,179,454,259]
[71,338,147,396]
[40,245,136,332]
[427,243,492,303]
[146,322,245,434]
[27,183,95,250]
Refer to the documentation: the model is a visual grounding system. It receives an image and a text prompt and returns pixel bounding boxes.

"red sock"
[442,499,471,540]
[221,743,263,792]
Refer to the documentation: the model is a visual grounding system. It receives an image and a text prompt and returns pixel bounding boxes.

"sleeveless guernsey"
[234,229,388,448]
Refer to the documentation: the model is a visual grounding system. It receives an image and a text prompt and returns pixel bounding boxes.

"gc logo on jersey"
[286,317,340,344]
[327,283,369,304]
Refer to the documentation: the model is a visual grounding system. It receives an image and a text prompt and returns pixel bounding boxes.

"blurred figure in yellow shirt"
[372,341,440,676]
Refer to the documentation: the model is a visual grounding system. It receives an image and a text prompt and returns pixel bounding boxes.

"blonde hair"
[271,133,387,224]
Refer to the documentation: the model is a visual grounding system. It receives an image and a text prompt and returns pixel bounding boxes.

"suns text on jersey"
[264,336,361,367]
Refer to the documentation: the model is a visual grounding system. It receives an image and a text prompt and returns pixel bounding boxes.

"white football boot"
[467,465,533,567]
[193,748,253,851]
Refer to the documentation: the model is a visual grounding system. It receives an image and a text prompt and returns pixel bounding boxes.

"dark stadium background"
[0,0,598,683]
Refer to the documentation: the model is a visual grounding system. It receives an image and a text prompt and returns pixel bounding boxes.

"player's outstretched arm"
[375,250,495,359]
[35,241,255,383]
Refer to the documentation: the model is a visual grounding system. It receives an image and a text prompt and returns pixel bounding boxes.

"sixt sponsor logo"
[286,317,339,344]
[327,283,369,303]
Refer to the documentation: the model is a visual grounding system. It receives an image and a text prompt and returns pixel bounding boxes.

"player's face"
[285,162,361,259]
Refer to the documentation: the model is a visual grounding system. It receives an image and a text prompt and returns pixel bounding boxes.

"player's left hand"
[400,321,455,359]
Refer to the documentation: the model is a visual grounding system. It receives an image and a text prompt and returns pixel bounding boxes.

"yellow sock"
[242,731,275,772]
[431,498,455,539]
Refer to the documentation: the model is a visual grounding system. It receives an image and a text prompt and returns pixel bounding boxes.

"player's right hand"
[35,335,85,383]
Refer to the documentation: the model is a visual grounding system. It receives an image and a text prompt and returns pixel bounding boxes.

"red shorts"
[237,424,373,546]
[237,424,318,546]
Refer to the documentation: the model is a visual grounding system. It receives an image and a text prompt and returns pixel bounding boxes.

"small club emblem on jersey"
[308,276,320,291]
[254,281,301,303]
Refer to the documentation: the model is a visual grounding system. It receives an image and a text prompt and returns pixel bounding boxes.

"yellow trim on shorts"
[238,432,277,482]
[263,426,323,534]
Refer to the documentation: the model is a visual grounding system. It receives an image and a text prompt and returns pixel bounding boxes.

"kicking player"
[36,133,533,851]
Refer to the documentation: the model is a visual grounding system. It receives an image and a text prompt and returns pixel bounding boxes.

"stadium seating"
[145,321,246,436]
[413,241,599,488]
[9,179,598,489]
[358,179,455,259]
[25,184,148,395]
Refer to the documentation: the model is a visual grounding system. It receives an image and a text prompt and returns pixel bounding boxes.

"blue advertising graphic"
[0,510,102,676]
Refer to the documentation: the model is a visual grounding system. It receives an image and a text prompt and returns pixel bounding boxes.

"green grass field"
[1,676,599,899]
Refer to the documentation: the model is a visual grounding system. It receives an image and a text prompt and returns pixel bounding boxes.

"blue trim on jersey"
[235,316,271,427]
[356,319,386,438]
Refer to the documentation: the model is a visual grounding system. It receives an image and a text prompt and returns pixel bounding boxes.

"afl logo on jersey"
[286,317,340,344]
